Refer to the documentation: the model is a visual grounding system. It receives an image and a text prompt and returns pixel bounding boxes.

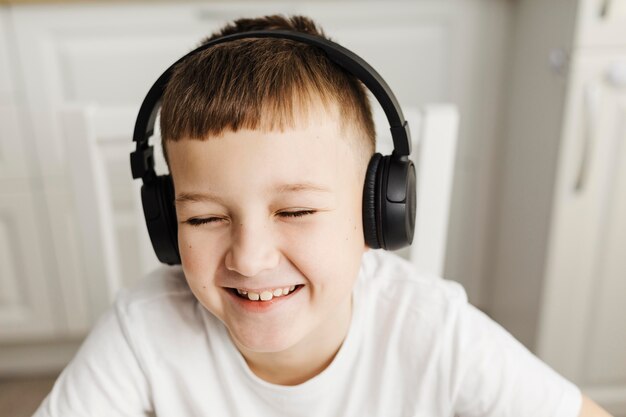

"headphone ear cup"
[140,174,181,265]
[378,156,416,250]
[363,153,383,249]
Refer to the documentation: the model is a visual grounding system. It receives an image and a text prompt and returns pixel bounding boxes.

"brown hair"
[159,14,376,174]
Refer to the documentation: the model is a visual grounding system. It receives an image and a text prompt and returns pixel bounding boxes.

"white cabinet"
[538,50,626,411]
[489,0,626,414]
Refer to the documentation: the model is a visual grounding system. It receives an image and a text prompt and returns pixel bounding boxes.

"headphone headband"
[130,29,411,182]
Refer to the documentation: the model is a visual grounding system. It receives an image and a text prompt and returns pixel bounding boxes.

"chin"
[229,323,302,354]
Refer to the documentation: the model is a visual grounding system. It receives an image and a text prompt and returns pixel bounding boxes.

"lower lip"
[225,285,304,313]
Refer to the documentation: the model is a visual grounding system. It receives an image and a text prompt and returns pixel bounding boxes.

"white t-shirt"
[34,249,582,417]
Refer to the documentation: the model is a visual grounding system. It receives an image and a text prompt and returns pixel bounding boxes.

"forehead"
[166,109,359,201]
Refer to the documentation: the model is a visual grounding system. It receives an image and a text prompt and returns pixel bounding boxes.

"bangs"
[160,36,375,166]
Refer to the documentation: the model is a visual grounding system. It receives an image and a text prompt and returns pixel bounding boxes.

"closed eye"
[184,210,315,227]
[186,217,222,226]
[279,210,315,218]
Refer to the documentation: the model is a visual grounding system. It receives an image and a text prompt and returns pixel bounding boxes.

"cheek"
[177,229,225,287]
[178,231,228,317]
[178,230,204,269]
[334,192,365,248]
[179,226,225,258]
[284,206,363,285]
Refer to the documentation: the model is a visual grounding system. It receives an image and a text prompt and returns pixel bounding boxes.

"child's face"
[167,105,368,354]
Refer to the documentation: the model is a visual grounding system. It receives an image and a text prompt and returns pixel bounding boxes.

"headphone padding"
[363,153,382,249]
[141,175,181,265]
[160,175,181,262]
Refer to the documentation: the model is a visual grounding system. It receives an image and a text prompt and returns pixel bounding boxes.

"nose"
[224,219,280,277]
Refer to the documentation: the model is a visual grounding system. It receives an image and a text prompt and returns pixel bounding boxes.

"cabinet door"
[576,0,626,48]
[0,7,61,341]
[537,50,626,409]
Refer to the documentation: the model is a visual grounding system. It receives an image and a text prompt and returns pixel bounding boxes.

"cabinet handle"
[574,84,600,193]
[600,0,612,18]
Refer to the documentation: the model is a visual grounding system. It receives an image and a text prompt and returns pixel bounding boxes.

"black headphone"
[130,30,416,265]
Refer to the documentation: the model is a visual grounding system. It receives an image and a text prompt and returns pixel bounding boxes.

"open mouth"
[228,284,305,302]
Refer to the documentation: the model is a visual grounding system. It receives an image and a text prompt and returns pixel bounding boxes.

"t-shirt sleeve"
[32,297,153,417]
[446,288,582,417]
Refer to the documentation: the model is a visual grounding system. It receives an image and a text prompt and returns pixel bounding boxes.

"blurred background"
[1,0,625,415]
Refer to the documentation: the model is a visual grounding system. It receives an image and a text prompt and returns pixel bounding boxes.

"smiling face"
[167,103,369,358]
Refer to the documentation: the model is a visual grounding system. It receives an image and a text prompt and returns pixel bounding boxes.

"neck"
[235,294,353,386]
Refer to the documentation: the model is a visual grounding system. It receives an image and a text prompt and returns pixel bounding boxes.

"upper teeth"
[237,285,297,301]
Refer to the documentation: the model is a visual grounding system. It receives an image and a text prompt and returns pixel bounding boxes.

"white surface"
[410,105,459,278]
[575,0,626,48]
[60,106,123,326]
[0,7,59,343]
[0,190,57,341]
[0,7,15,96]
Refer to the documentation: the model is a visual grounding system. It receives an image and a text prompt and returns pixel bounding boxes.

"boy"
[34,14,610,417]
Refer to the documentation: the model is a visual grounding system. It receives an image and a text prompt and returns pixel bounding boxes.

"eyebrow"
[174,182,332,206]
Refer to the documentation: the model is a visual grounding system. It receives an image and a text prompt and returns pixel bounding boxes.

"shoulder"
[360,249,468,326]
[112,265,202,335]
[356,249,473,402]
